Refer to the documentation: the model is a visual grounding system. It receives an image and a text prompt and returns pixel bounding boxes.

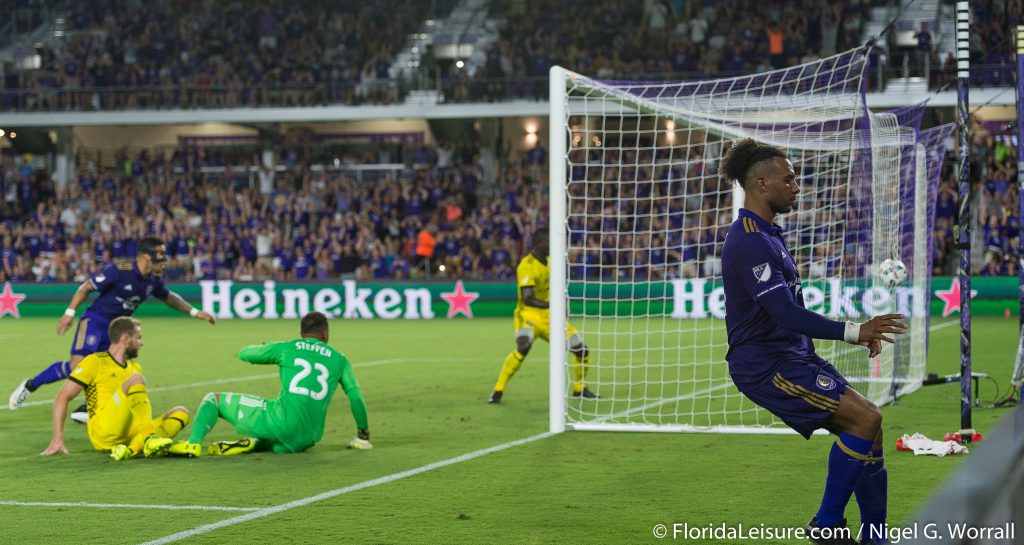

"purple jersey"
[85,261,170,320]
[721,209,814,380]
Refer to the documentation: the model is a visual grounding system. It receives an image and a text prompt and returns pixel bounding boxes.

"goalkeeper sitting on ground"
[168,311,371,457]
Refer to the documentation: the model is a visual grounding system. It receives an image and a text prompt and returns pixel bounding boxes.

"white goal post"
[548,50,950,434]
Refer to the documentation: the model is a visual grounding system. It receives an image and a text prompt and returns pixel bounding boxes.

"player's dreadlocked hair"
[720,138,786,189]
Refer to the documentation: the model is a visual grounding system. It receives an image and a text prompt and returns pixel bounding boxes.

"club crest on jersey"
[816,374,837,391]
[86,335,98,347]
[752,263,771,283]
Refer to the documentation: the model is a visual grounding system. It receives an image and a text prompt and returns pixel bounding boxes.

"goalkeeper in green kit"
[168,312,371,457]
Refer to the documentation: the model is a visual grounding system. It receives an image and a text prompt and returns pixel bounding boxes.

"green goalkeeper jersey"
[238,338,368,446]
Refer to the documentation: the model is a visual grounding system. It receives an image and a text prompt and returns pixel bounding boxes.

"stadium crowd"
[961,130,1019,277]
[927,128,1019,277]
[473,0,868,101]
[0,142,550,283]
[2,0,435,110]
[6,0,1018,110]
[2,130,1017,285]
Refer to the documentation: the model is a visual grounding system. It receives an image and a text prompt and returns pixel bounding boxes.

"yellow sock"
[494,351,525,392]
[571,353,590,393]
[154,409,190,438]
[126,384,155,453]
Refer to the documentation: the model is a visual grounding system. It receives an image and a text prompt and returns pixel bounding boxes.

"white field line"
[0,500,259,512]
[928,320,959,332]
[136,432,555,545]
[586,381,736,425]
[0,358,407,411]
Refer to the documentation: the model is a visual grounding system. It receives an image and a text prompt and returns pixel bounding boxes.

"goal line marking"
[136,432,555,545]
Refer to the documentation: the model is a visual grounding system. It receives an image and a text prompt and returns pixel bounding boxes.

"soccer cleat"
[70,403,89,425]
[167,441,202,458]
[571,387,600,399]
[208,438,257,456]
[805,517,858,545]
[488,390,503,404]
[109,444,134,461]
[142,434,173,458]
[8,379,31,410]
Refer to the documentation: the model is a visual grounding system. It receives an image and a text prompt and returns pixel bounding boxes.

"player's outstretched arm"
[238,343,281,365]
[339,365,371,449]
[57,281,94,335]
[160,291,216,324]
[41,380,84,456]
[759,288,847,341]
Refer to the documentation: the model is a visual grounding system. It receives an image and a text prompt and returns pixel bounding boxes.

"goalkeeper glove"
[348,428,372,450]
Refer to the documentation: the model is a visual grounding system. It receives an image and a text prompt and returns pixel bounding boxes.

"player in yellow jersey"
[488,228,597,403]
[40,317,190,461]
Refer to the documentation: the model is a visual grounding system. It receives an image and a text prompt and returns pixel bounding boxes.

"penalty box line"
[136,432,555,545]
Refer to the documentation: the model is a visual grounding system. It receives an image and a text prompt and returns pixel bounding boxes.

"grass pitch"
[0,315,1016,544]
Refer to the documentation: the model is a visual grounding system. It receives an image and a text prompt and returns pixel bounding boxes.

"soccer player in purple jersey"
[719,139,906,545]
[8,237,215,422]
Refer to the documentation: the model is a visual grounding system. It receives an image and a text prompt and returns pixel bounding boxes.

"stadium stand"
[1,128,1017,284]
[2,0,1016,109]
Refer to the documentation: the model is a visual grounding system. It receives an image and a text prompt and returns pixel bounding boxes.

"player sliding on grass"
[8,237,215,424]
[720,139,907,545]
[488,227,596,404]
[168,311,371,457]
[41,317,189,461]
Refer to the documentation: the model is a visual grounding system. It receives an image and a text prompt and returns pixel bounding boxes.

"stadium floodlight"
[548,47,950,434]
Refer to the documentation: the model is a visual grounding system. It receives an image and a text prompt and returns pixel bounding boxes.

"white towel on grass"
[899,433,970,456]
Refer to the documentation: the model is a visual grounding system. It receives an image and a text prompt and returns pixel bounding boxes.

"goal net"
[548,49,950,433]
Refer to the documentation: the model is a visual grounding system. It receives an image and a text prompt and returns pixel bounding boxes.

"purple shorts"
[732,355,849,439]
[69,314,111,358]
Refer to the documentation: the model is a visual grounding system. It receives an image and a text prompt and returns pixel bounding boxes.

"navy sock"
[816,432,874,527]
[855,448,887,543]
[30,360,72,389]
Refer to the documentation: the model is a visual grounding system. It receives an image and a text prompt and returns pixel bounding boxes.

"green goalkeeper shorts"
[216,392,307,453]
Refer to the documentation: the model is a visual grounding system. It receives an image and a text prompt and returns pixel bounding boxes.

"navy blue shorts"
[69,314,111,358]
[732,356,849,439]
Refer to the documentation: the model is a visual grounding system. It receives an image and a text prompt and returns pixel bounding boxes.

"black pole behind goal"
[954,1,975,442]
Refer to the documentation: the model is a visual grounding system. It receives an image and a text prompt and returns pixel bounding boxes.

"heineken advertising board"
[0,277,1016,320]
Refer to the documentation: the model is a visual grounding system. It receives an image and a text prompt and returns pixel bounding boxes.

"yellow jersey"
[69,352,143,419]
[516,253,550,313]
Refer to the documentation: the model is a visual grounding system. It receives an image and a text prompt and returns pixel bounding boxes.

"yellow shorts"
[514,307,579,343]
[87,390,164,452]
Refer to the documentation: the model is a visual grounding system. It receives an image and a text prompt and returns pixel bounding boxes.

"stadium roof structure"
[0,88,1013,128]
